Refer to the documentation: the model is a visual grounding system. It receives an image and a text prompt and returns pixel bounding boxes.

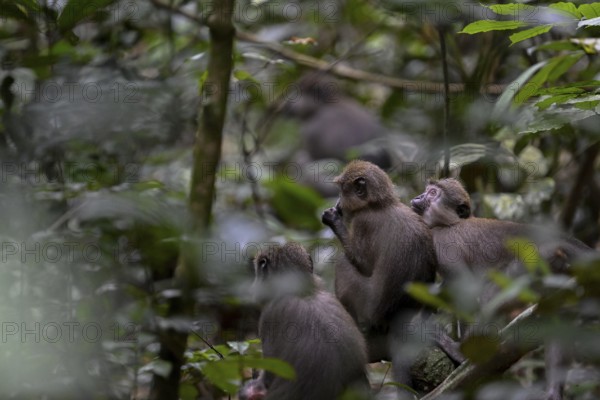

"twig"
[148,0,505,95]
[239,105,266,219]
[560,140,600,230]
[439,27,451,178]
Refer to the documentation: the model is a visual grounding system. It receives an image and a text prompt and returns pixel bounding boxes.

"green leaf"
[535,40,581,52]
[536,94,579,110]
[537,80,600,94]
[58,0,118,32]
[518,107,597,134]
[579,3,600,19]
[506,238,550,276]
[549,2,582,19]
[548,53,584,82]
[509,25,553,46]
[493,61,547,117]
[487,4,536,16]
[264,177,326,231]
[405,283,473,320]
[202,357,295,394]
[461,335,499,363]
[244,357,296,379]
[460,20,527,35]
[0,1,30,21]
[201,360,241,394]
[406,283,449,311]
[484,273,539,313]
[514,54,583,104]
[579,16,600,28]
[233,69,258,83]
[574,99,600,110]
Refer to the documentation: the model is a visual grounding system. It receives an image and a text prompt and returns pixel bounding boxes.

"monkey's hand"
[321,206,341,228]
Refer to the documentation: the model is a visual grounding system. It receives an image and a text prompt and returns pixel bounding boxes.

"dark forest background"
[1,0,600,399]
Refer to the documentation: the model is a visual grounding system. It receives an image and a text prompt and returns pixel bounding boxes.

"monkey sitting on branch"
[411,178,594,400]
[321,160,461,396]
[239,242,371,400]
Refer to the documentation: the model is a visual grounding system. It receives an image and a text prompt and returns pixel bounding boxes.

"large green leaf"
[579,3,600,19]
[202,357,295,394]
[549,2,581,19]
[509,25,553,46]
[492,61,547,119]
[460,20,527,35]
[264,177,326,231]
[547,53,584,81]
[536,93,579,110]
[515,53,583,104]
[487,4,536,16]
[58,0,118,32]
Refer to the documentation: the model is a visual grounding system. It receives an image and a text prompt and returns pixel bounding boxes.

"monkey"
[280,73,391,167]
[239,242,371,400]
[410,178,591,280]
[410,178,594,400]
[321,160,449,394]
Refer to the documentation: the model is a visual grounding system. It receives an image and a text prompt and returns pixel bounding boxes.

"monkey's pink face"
[411,185,447,228]
[410,185,439,215]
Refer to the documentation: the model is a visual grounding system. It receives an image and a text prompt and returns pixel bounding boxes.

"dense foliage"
[0,0,599,399]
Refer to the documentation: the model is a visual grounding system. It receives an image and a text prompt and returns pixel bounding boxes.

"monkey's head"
[410,178,471,228]
[252,242,314,302]
[334,160,396,213]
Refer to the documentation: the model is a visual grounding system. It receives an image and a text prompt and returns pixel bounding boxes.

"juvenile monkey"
[410,178,590,279]
[240,242,370,400]
[322,160,441,389]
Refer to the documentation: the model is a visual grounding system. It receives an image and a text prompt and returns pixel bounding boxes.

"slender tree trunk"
[149,1,236,399]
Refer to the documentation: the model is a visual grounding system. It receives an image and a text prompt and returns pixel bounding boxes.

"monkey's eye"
[428,188,437,197]
[353,177,367,198]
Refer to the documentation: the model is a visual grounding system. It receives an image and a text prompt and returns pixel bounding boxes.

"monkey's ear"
[353,177,367,198]
[456,204,470,219]
[257,256,269,279]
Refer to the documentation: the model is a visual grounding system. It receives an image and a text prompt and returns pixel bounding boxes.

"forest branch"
[421,305,539,399]
[148,0,504,95]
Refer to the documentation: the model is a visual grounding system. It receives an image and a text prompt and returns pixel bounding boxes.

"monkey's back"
[259,290,370,400]
[432,217,592,277]
[335,201,438,327]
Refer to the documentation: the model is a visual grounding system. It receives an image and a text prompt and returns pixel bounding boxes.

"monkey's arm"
[322,207,369,275]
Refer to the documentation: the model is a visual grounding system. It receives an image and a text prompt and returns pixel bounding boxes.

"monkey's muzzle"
[410,198,424,215]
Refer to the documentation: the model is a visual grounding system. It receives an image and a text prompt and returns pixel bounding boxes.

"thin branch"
[237,30,488,94]
[239,105,266,219]
[439,27,451,178]
[560,140,600,230]
[148,0,505,95]
[421,305,539,399]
